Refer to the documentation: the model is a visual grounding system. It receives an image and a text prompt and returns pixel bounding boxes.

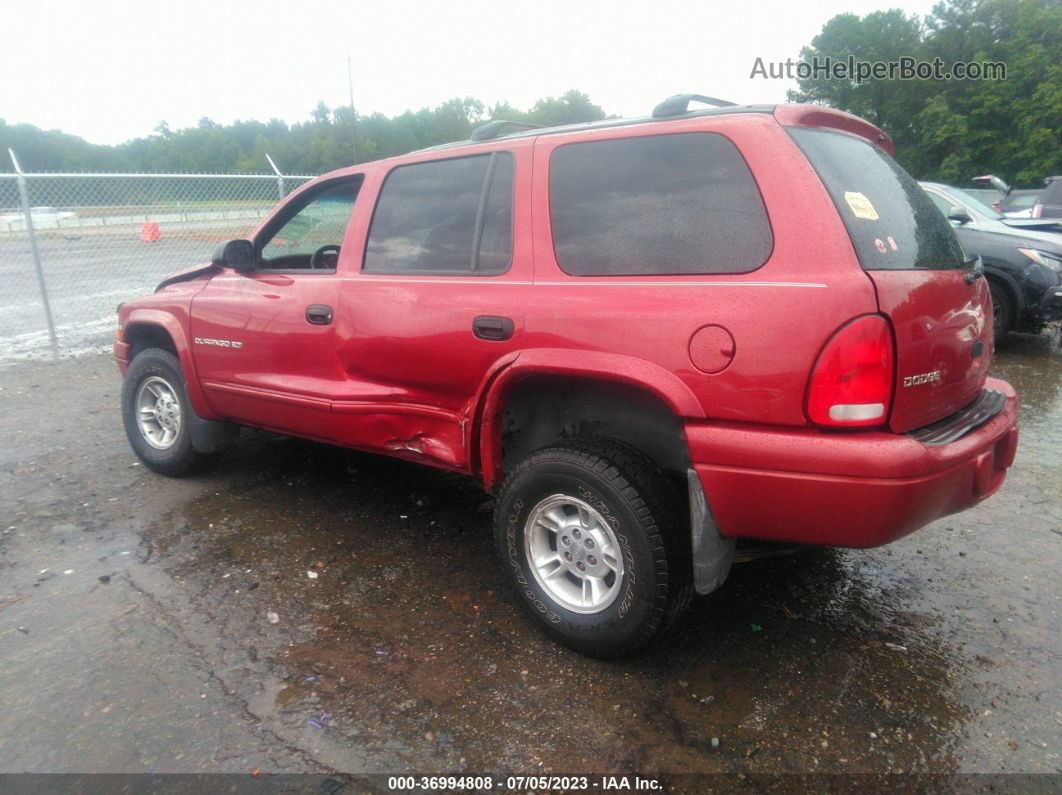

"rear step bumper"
[909,388,1006,445]
[685,377,1019,548]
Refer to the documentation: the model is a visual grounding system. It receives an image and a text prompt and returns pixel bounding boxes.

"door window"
[364,152,514,274]
[924,189,959,218]
[259,179,360,271]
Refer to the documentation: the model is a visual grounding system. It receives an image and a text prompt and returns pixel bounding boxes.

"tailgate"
[787,125,991,432]
[866,270,991,432]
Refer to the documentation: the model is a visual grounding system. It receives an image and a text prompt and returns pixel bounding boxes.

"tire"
[121,348,215,476]
[493,436,692,658]
[989,281,1014,344]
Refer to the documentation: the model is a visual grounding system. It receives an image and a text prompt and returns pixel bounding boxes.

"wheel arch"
[121,310,214,419]
[124,321,177,359]
[473,350,703,490]
[982,264,1026,314]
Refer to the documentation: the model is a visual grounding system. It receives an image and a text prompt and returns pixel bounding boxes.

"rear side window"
[788,127,965,270]
[548,132,772,276]
[364,152,513,274]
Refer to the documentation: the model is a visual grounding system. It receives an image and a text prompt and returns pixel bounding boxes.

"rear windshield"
[788,127,966,270]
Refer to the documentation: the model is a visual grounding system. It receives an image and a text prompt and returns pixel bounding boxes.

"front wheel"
[493,437,691,658]
[121,348,216,476]
[989,281,1014,343]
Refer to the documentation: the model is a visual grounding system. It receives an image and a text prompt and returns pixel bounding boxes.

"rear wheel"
[989,281,1014,343]
[493,437,691,658]
[121,348,216,476]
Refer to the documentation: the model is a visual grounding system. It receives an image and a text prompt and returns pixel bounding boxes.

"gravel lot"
[0,334,1058,784]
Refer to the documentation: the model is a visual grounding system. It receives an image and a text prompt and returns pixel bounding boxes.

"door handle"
[472,315,514,341]
[306,304,333,325]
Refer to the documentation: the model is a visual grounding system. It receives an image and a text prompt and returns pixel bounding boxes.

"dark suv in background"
[921,182,1062,340]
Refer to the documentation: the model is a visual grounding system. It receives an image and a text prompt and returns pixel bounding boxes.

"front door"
[190,178,361,441]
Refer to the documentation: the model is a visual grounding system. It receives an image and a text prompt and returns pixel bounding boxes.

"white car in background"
[0,206,78,232]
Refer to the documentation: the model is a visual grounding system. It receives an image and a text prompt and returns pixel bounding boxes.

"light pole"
[347,53,357,164]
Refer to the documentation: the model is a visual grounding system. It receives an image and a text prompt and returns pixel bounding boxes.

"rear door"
[789,127,992,432]
[331,141,533,471]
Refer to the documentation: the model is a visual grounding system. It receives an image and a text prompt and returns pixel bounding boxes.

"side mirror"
[947,206,973,225]
[212,239,254,272]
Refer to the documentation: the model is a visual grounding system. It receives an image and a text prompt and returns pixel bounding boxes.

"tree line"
[0,91,606,176]
[789,0,1060,187]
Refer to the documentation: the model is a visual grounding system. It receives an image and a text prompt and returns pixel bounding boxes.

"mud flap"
[687,468,736,596]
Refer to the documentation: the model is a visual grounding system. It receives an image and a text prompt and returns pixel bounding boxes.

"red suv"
[115,96,1019,657]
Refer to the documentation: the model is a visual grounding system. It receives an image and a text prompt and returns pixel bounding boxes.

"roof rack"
[412,104,773,155]
[469,120,543,142]
[652,94,737,118]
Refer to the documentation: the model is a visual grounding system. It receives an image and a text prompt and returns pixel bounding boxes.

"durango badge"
[194,337,242,349]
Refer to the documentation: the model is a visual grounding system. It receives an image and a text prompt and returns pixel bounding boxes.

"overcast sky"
[4,0,941,145]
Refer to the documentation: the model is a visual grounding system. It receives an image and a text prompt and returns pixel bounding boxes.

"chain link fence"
[0,153,314,364]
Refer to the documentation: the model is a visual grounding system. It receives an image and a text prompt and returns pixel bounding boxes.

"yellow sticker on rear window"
[844,191,879,220]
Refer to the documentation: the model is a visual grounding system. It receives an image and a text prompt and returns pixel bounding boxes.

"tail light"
[806,315,895,428]
[1032,203,1043,219]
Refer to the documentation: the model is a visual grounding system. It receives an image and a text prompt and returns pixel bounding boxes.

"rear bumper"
[686,377,1019,548]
